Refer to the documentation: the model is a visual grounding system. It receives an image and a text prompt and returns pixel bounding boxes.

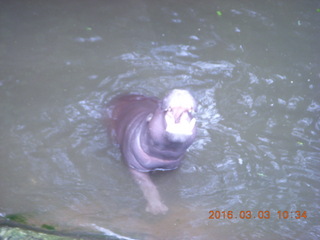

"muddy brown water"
[0,0,319,239]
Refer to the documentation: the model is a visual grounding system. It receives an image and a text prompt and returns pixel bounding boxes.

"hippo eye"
[189,108,195,114]
[146,113,153,122]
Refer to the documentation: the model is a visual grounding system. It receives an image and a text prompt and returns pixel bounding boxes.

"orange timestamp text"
[208,210,307,220]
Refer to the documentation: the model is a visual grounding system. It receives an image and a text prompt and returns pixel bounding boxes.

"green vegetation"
[5,214,28,224]
[41,224,56,231]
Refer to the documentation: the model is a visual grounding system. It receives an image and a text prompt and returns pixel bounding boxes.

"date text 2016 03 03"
[208,210,307,220]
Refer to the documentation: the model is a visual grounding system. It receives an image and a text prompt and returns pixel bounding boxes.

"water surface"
[0,0,319,239]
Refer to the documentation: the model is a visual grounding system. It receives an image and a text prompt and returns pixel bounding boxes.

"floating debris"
[296,141,304,146]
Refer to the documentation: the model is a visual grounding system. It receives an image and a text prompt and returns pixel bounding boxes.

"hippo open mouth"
[162,89,196,136]
[165,107,196,135]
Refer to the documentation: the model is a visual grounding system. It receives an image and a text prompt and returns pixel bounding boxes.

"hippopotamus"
[108,89,196,214]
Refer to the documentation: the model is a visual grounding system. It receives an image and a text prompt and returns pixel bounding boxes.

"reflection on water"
[0,0,319,239]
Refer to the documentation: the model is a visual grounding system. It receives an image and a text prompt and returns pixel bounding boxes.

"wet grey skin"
[108,89,196,214]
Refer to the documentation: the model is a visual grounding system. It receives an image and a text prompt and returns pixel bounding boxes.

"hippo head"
[161,89,196,142]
